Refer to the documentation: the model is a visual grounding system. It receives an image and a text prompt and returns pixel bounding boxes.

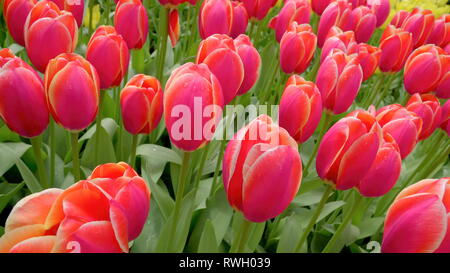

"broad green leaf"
[0,182,24,213]
[277,214,305,253]
[15,159,42,193]
[357,217,385,239]
[137,144,182,165]
[81,126,117,169]
[0,142,31,177]
[317,201,346,223]
[207,189,233,245]
[79,118,118,142]
[198,219,218,253]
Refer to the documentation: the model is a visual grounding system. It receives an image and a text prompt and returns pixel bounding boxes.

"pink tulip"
[279,75,322,143]
[230,1,249,39]
[320,27,356,63]
[391,8,435,48]
[3,0,37,46]
[114,0,149,50]
[234,34,261,95]
[436,53,450,99]
[222,115,302,222]
[49,0,84,27]
[317,0,352,47]
[440,100,450,137]
[169,9,180,47]
[242,0,277,20]
[350,5,376,43]
[268,0,311,42]
[427,14,450,48]
[347,0,366,7]
[199,0,233,39]
[158,0,196,5]
[311,0,332,15]
[406,94,442,140]
[348,42,381,81]
[367,0,390,27]
[378,25,413,72]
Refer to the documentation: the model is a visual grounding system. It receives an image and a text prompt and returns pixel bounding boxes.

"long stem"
[230,218,252,253]
[193,144,210,191]
[295,185,333,252]
[304,112,332,175]
[95,91,105,165]
[129,134,138,168]
[71,132,81,182]
[49,119,55,187]
[156,6,169,82]
[30,136,48,188]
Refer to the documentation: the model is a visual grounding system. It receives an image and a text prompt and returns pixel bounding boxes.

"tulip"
[164,62,224,151]
[114,0,148,50]
[405,94,442,140]
[234,34,261,95]
[280,22,317,74]
[347,0,366,7]
[350,5,376,43]
[279,75,322,143]
[316,49,363,114]
[3,0,36,46]
[196,34,244,104]
[44,53,99,131]
[222,115,302,222]
[378,25,413,73]
[403,45,447,96]
[440,100,450,137]
[316,109,401,196]
[382,178,450,253]
[347,42,381,81]
[86,26,130,90]
[389,10,409,28]
[311,0,332,15]
[320,27,356,63]
[391,8,435,48]
[367,0,390,27]
[49,0,84,27]
[376,104,422,159]
[317,0,352,47]
[120,74,163,135]
[199,0,233,39]
[0,49,49,138]
[169,9,180,47]
[23,0,78,73]
[158,0,196,5]
[436,54,450,99]
[230,1,248,39]
[242,0,277,20]
[427,14,450,48]
[268,0,311,42]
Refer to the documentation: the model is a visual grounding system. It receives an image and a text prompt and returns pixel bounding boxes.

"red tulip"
[24,0,78,73]
[199,0,233,39]
[436,53,450,99]
[347,0,366,7]
[3,0,36,46]
[279,75,322,143]
[391,8,435,48]
[114,0,148,50]
[367,0,390,27]
[242,0,277,20]
[86,25,130,90]
[440,100,450,137]
[196,34,244,104]
[376,104,422,159]
[164,63,224,151]
[390,10,409,27]
[158,0,196,5]
[406,94,442,140]
[350,5,376,43]
[316,49,363,114]
[404,45,448,96]
[230,1,248,39]
[169,9,180,47]
[427,14,450,48]
[347,42,381,81]
[49,0,84,27]
[0,49,49,138]
[382,178,450,253]
[268,0,311,43]
[222,115,302,222]
[280,22,317,74]
[234,34,261,95]
[317,0,352,47]
[320,27,356,63]
[44,53,99,131]
[120,74,163,135]
[311,0,332,15]
[378,25,413,72]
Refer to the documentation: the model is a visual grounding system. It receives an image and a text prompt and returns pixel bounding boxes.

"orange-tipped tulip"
[436,54,450,99]
[114,0,149,50]
[24,0,78,73]
[0,49,49,138]
[406,93,442,140]
[3,0,37,46]
[320,27,356,63]
[44,53,99,131]
[390,8,435,48]
[317,0,352,47]
[86,25,130,90]
[222,115,302,222]
[367,0,390,27]
[348,42,381,81]
[280,22,317,74]
[378,25,413,73]
[279,75,322,143]
[440,100,450,137]
[120,74,163,135]
[199,0,233,39]
[242,0,277,20]
[230,1,248,39]
[427,14,450,48]
[311,0,332,15]
[49,0,84,27]
[169,9,180,47]
[234,34,261,95]
[268,0,311,43]
[350,5,376,43]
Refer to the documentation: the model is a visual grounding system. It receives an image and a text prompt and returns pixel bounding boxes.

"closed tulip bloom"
[311,0,332,15]
[320,27,356,63]
[279,75,322,143]
[164,63,224,151]
[230,1,248,39]
[169,9,180,47]
[222,115,302,222]
[0,49,49,138]
[242,0,277,20]
[382,178,450,253]
[268,0,311,42]
[196,34,244,104]
[406,94,442,140]
[234,34,261,95]
[348,43,381,81]
[3,0,37,46]
[376,104,422,159]
[86,26,130,90]
[316,50,363,114]
[378,25,413,72]
[280,22,317,74]
[367,0,390,27]
[391,8,435,48]
[435,54,450,99]
[317,0,352,47]
[114,0,148,50]
[440,100,450,137]
[350,5,376,43]
[24,0,78,73]
[347,0,366,7]
[199,0,233,39]
[427,15,450,48]
[120,74,163,135]
[44,53,99,131]
[49,0,84,27]
[390,9,409,28]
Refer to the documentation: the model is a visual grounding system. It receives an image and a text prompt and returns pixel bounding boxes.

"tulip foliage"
[0,0,449,254]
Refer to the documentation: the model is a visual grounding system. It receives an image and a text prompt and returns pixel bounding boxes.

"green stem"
[156,6,170,82]
[71,132,81,182]
[295,185,333,252]
[193,144,210,191]
[230,218,253,253]
[374,74,395,107]
[362,73,385,108]
[304,112,333,175]
[49,119,55,187]
[261,55,281,104]
[129,134,138,168]
[30,136,49,188]
[95,91,105,165]
[185,0,201,56]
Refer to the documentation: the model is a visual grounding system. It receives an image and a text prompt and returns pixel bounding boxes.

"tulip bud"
[311,0,332,15]
[199,0,233,39]
[86,26,130,90]
[243,0,277,20]
[350,5,376,43]
[316,49,363,114]
[3,0,36,46]
[317,0,352,47]
[44,53,99,131]
[280,22,317,74]
[391,8,435,48]
[436,54,450,99]
[268,0,311,43]
[49,0,84,27]
[120,74,163,135]
[382,178,450,253]
[379,25,413,73]
[440,100,450,137]
[196,34,244,104]
[0,49,49,138]
[348,0,366,7]
[169,9,180,47]
[222,115,302,222]
[390,10,409,28]
[114,0,148,50]
[376,104,422,159]
[24,0,78,73]
[234,34,261,95]
[347,43,381,81]
[406,94,442,140]
[230,1,248,39]
[367,0,390,27]
[164,63,224,151]
[320,27,356,63]
[279,75,322,143]
[427,14,450,48]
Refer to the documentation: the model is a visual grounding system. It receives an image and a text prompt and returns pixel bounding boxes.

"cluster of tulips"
[0,0,449,253]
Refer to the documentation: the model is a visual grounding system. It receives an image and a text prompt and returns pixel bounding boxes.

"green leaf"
[79,118,118,143]
[198,219,218,253]
[0,182,24,213]
[317,201,346,223]
[147,178,174,221]
[0,125,20,142]
[137,144,182,165]
[207,189,233,246]
[0,226,3,237]
[81,126,117,169]
[15,159,42,193]
[357,217,384,239]
[276,214,305,253]
[0,142,31,177]
[246,222,266,253]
